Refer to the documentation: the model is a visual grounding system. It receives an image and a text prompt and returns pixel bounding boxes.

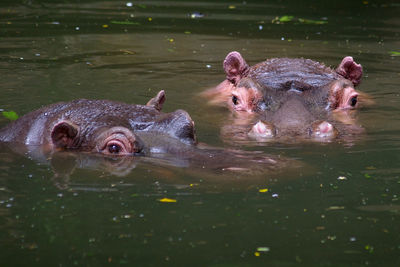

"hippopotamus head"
[210,51,365,141]
[0,91,196,155]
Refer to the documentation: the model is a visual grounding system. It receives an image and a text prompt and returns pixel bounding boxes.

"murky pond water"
[1,0,400,266]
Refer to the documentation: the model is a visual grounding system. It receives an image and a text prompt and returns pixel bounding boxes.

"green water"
[1,0,400,266]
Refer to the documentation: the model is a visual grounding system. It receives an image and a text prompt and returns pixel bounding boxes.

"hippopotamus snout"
[169,109,197,145]
[148,109,197,145]
[249,96,338,140]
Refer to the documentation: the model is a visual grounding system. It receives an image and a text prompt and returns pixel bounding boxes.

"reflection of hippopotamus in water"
[203,51,370,142]
[0,91,295,186]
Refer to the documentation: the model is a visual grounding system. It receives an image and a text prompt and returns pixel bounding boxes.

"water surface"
[1,0,400,266]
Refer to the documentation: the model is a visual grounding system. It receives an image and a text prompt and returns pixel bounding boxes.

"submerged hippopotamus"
[0,91,293,182]
[0,90,196,155]
[203,51,368,142]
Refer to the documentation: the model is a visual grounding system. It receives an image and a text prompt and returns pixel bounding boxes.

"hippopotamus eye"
[108,143,121,154]
[103,140,127,155]
[350,95,358,107]
[232,95,239,105]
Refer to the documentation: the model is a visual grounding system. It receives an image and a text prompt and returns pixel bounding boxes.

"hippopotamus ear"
[146,90,166,111]
[336,56,363,86]
[51,121,79,149]
[223,51,249,84]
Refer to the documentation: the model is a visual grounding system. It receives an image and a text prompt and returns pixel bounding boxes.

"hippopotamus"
[0,90,196,155]
[0,91,293,185]
[203,51,367,142]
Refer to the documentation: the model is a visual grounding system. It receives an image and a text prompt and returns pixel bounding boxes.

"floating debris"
[389,51,400,56]
[364,173,372,179]
[159,198,177,203]
[272,15,294,24]
[257,247,270,252]
[2,111,19,121]
[272,15,328,25]
[326,206,345,211]
[110,20,140,25]
[189,12,204,19]
[298,18,328,25]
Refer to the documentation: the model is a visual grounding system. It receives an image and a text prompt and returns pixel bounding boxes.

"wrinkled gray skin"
[0,90,196,155]
[210,52,364,142]
[0,91,290,179]
[0,91,295,189]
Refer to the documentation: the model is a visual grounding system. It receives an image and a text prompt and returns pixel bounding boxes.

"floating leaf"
[257,247,270,252]
[110,20,140,25]
[365,244,374,253]
[259,188,269,193]
[2,111,19,120]
[364,173,372,179]
[389,51,400,56]
[159,198,177,203]
[279,15,294,22]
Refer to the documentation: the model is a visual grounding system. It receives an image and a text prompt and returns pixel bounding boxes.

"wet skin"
[0,90,195,155]
[204,51,367,142]
[0,91,291,182]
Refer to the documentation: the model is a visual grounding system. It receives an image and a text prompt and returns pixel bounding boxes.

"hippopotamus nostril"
[310,121,338,140]
[248,121,276,139]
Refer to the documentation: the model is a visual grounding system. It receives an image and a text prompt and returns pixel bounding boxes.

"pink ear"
[223,51,249,84]
[336,56,363,86]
